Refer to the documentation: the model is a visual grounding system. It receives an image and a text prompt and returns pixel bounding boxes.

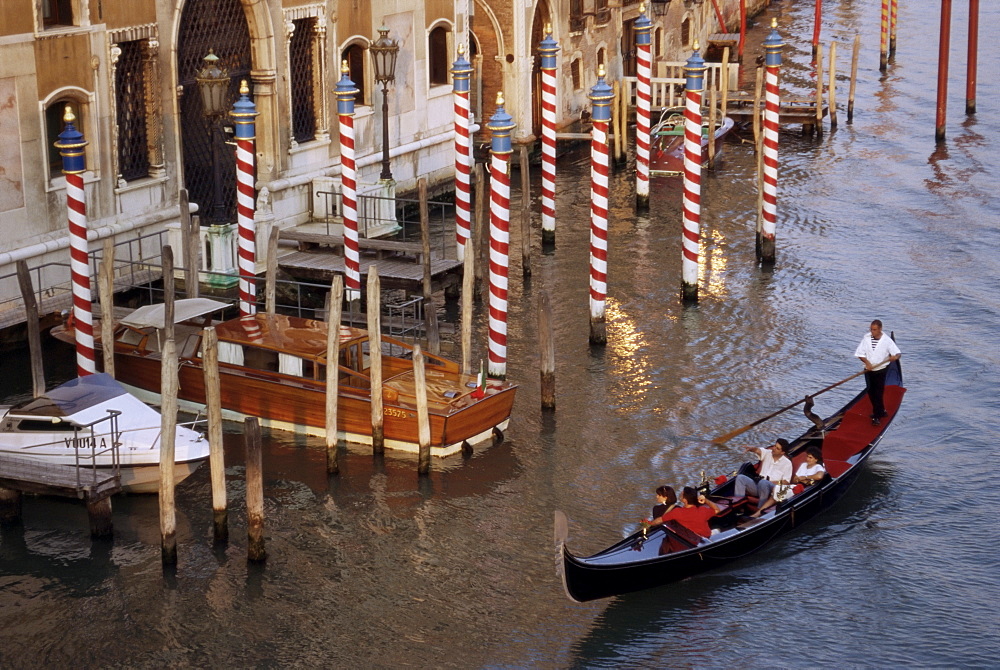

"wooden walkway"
[0,453,121,501]
[719,91,829,128]
[279,251,463,296]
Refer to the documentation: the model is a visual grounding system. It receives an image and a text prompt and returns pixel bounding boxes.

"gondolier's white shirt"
[854,334,901,371]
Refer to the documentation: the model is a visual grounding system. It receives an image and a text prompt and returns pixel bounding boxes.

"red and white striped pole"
[588,67,613,344]
[880,0,890,71]
[634,5,653,212]
[486,93,515,379]
[889,0,898,57]
[759,21,783,265]
[452,46,474,260]
[538,26,559,245]
[336,62,361,301]
[681,46,706,303]
[231,80,258,317]
[54,105,95,375]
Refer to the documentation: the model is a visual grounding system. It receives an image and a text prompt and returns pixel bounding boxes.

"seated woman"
[752,446,827,517]
[792,446,827,487]
[650,486,720,539]
[650,485,678,521]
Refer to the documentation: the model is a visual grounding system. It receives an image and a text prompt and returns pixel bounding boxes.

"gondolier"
[854,320,901,426]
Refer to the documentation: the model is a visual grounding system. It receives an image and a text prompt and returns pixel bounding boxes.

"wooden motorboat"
[556,358,905,602]
[649,105,735,177]
[58,300,517,456]
[0,373,208,493]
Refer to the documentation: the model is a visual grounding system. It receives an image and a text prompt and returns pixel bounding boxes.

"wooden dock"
[0,453,120,501]
[278,229,463,297]
[711,91,829,129]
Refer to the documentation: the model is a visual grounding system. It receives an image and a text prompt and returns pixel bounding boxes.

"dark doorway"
[530,0,551,138]
[177,0,253,225]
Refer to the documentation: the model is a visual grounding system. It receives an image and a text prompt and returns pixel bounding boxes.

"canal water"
[2,1,998,667]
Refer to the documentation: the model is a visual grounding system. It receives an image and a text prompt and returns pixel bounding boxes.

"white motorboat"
[0,373,208,493]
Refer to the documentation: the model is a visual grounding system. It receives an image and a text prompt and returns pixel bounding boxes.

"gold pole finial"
[598,63,606,77]
[458,43,466,56]
[341,59,350,74]
[496,91,504,106]
[62,105,76,124]
[239,79,249,95]
[545,22,552,34]
[639,2,645,13]
[772,18,778,28]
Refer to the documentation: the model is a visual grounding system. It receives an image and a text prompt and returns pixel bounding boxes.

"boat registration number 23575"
[383,408,410,419]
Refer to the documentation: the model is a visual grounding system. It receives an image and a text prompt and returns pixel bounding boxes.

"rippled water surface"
[2,1,999,667]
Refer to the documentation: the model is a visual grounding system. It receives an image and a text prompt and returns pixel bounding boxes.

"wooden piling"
[829,41,839,129]
[519,144,532,277]
[418,178,440,355]
[753,65,763,148]
[474,162,488,301]
[98,239,115,377]
[367,267,384,455]
[265,226,279,316]
[87,497,113,538]
[0,488,22,525]
[412,345,431,474]
[848,34,860,122]
[936,0,952,144]
[814,43,825,136]
[539,290,555,410]
[15,261,45,397]
[159,337,178,566]
[161,246,175,344]
[186,214,200,300]
[967,0,979,115]
[620,79,629,165]
[611,82,621,167]
[707,88,718,170]
[720,47,731,122]
[461,239,473,375]
[326,275,343,474]
[202,326,228,541]
[178,189,198,298]
[244,417,266,563]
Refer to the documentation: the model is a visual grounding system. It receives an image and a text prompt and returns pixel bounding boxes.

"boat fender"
[492,426,504,445]
[461,440,473,458]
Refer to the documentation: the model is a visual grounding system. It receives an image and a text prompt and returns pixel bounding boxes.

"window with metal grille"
[115,40,150,182]
[571,59,581,90]
[569,0,585,32]
[343,43,366,105]
[428,26,449,86]
[682,18,691,46]
[290,17,317,143]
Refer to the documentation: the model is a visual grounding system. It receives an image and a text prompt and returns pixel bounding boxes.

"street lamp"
[370,25,399,181]
[195,49,230,222]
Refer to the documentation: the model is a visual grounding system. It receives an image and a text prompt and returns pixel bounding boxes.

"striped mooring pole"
[486,93,515,380]
[452,46,474,260]
[588,66,613,345]
[759,21,783,265]
[880,0,890,71]
[336,62,362,302]
[681,45,706,303]
[890,0,899,56]
[538,26,559,246]
[634,4,653,212]
[231,81,258,317]
[54,105,95,376]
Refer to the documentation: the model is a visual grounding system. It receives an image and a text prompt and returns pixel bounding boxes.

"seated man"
[734,438,793,510]
[650,486,721,539]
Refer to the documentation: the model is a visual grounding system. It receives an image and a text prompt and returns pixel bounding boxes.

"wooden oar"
[710,370,866,444]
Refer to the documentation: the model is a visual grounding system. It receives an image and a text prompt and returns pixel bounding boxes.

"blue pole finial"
[487,92,516,155]
[589,64,614,122]
[452,45,473,94]
[635,4,652,45]
[684,44,707,92]
[335,61,358,115]
[539,24,560,70]
[231,80,259,140]
[764,18,784,68]
[54,105,88,175]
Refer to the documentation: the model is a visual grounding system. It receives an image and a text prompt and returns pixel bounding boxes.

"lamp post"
[370,25,399,182]
[195,50,230,223]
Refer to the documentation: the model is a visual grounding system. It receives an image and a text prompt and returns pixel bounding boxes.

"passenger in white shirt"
[734,439,793,511]
[854,319,901,426]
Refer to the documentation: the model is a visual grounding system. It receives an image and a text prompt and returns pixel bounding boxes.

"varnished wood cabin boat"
[650,106,735,177]
[60,299,516,456]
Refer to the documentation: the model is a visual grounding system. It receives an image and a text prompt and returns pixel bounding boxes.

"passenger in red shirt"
[650,486,720,538]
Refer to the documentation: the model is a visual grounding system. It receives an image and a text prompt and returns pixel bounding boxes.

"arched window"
[681,18,691,47]
[428,26,450,86]
[342,43,367,105]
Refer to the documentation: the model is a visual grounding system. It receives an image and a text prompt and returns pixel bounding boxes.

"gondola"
[555,358,904,602]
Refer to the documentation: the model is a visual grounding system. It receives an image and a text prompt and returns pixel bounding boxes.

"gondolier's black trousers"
[865,367,888,418]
